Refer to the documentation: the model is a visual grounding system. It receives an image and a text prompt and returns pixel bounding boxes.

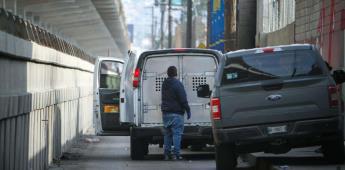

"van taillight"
[328,85,338,108]
[211,98,221,120]
[133,68,140,88]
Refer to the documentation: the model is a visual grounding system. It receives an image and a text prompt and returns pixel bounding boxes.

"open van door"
[93,57,125,135]
[120,52,138,125]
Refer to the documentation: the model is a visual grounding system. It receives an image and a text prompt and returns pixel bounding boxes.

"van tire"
[130,128,146,160]
[190,144,205,151]
[322,138,345,164]
[215,144,237,170]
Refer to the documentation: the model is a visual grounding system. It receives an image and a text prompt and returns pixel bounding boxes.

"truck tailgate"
[218,77,336,128]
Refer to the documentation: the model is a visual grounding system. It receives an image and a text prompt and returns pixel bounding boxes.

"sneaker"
[164,154,172,161]
[171,155,184,161]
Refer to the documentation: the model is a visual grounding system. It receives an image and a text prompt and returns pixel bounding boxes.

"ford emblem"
[266,94,282,101]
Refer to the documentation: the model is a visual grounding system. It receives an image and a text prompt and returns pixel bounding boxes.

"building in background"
[256,0,345,69]
[207,0,257,53]
[295,0,344,69]
[167,0,208,49]
[256,0,295,47]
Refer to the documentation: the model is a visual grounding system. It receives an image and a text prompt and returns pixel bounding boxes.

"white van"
[120,48,223,160]
[93,57,125,135]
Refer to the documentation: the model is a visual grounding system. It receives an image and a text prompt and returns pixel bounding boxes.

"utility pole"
[186,0,193,48]
[160,0,166,49]
[168,0,172,48]
[151,6,155,49]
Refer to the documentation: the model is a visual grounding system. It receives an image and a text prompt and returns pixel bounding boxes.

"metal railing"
[0,8,95,63]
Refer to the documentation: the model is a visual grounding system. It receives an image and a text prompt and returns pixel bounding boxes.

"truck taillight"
[133,68,140,88]
[328,85,338,108]
[262,48,274,53]
[211,98,221,120]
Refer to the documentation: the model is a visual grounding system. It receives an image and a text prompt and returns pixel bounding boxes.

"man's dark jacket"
[161,77,191,115]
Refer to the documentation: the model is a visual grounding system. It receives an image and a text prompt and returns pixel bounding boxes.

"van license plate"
[104,105,119,113]
[267,125,287,134]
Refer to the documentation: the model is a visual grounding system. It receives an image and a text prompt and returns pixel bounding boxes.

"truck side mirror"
[197,84,211,98]
[333,70,345,84]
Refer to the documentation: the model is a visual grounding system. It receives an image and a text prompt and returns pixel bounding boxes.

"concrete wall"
[0,30,94,170]
[257,22,295,47]
[295,0,345,68]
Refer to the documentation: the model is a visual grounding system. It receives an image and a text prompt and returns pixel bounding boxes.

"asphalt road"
[49,136,345,170]
[49,136,222,170]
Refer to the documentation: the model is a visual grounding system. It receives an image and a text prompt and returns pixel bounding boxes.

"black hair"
[167,66,177,77]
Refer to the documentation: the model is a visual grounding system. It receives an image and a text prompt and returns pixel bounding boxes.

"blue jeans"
[163,113,184,157]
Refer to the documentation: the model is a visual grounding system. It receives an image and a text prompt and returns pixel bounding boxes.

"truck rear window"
[222,50,324,85]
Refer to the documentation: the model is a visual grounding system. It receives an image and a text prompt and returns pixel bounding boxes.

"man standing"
[161,66,191,160]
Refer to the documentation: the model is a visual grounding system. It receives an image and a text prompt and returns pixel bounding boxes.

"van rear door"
[142,56,179,124]
[182,55,217,124]
[97,60,124,131]
[141,53,217,125]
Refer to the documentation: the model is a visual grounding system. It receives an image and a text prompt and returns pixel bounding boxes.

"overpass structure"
[1,0,129,57]
[0,1,129,170]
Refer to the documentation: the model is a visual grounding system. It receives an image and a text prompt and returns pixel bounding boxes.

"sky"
[122,0,156,54]
[122,0,208,54]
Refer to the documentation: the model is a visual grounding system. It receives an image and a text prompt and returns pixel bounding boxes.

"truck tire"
[215,144,237,170]
[130,128,147,160]
[322,138,345,164]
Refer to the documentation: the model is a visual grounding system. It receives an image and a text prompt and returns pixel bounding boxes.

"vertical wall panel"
[4,119,11,170]
[14,116,22,170]
[23,114,29,170]
[0,120,5,170]
[9,118,16,170]
[28,112,33,169]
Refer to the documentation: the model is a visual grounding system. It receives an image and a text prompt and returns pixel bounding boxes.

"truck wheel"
[322,138,345,164]
[130,128,146,160]
[215,144,237,170]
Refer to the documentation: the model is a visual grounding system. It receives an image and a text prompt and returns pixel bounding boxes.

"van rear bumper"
[214,116,343,152]
[131,126,213,144]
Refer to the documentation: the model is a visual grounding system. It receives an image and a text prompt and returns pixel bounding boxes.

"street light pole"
[186,0,192,48]
[151,6,155,49]
[168,0,172,48]
[160,0,166,49]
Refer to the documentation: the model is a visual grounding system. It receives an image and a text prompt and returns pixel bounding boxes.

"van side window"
[222,50,324,85]
[100,61,123,90]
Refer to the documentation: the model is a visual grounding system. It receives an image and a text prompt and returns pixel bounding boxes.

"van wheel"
[322,138,345,164]
[215,144,237,170]
[181,143,189,149]
[190,144,205,151]
[130,129,146,160]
